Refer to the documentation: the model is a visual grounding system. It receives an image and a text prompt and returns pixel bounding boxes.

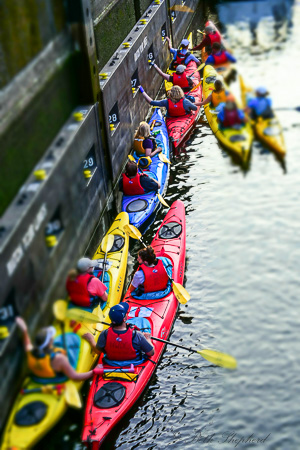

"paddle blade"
[172,282,190,304]
[157,193,170,208]
[124,224,142,240]
[128,154,135,161]
[66,308,103,324]
[101,234,114,253]
[65,381,82,408]
[198,349,237,370]
[53,300,68,322]
[158,153,171,164]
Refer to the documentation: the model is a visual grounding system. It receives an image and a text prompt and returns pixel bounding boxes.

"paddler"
[245,86,274,120]
[205,42,236,66]
[66,258,108,308]
[133,121,162,158]
[129,246,170,296]
[119,160,160,196]
[15,317,94,381]
[139,85,198,117]
[83,303,155,362]
[150,62,196,92]
[218,99,247,130]
[192,25,222,53]
[198,79,230,108]
[165,37,201,70]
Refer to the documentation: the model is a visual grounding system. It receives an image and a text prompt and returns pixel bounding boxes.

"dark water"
[37,1,300,449]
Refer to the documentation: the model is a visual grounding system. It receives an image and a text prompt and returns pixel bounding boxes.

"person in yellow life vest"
[133,122,162,158]
[16,317,94,381]
[197,79,230,108]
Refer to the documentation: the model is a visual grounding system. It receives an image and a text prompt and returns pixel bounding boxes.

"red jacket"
[122,173,145,196]
[212,51,228,65]
[105,327,137,361]
[208,31,221,45]
[174,50,191,66]
[222,109,242,128]
[66,273,94,307]
[140,259,169,293]
[173,72,190,89]
[167,98,186,117]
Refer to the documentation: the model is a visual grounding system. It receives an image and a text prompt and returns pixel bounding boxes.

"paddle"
[151,336,237,369]
[64,381,82,408]
[190,62,205,77]
[100,234,114,282]
[158,152,171,164]
[127,155,170,207]
[123,224,190,304]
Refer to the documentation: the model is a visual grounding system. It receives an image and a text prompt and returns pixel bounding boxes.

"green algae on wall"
[0,53,86,216]
[94,0,136,69]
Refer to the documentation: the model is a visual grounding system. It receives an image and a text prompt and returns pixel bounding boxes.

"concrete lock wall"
[169,0,200,47]
[0,104,109,429]
[99,0,171,183]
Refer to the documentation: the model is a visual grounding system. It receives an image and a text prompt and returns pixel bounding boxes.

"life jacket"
[174,49,191,66]
[105,326,137,361]
[211,89,227,107]
[222,109,242,128]
[27,348,66,379]
[133,136,157,155]
[122,173,145,196]
[207,31,221,46]
[167,98,187,117]
[140,258,169,293]
[212,51,228,65]
[66,273,94,307]
[173,72,190,89]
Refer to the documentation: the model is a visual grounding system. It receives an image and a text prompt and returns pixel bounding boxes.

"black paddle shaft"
[151,336,198,354]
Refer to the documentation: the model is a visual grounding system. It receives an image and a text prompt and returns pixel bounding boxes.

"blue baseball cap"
[109,303,130,325]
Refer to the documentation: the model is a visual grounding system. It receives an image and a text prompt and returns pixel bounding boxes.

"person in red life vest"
[218,100,247,130]
[15,317,94,381]
[119,161,160,196]
[191,25,222,53]
[139,85,197,117]
[150,62,196,92]
[83,303,154,361]
[205,42,236,66]
[66,257,108,308]
[165,36,201,70]
[197,79,230,108]
[129,246,169,295]
[133,121,162,158]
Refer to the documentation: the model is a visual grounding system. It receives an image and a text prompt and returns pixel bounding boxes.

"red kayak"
[82,200,186,448]
[166,61,202,149]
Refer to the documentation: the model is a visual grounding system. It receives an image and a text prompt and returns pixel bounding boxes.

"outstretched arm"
[82,332,103,355]
[194,94,212,107]
[139,86,153,104]
[52,353,94,381]
[165,36,172,50]
[152,63,170,81]
[16,317,33,352]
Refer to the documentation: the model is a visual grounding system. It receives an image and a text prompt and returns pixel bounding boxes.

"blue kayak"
[121,109,170,228]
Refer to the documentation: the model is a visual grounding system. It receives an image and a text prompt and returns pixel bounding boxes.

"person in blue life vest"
[218,99,247,130]
[139,85,198,117]
[205,42,236,66]
[165,37,201,69]
[83,303,155,361]
[245,86,274,120]
[15,317,94,381]
[129,246,169,295]
[66,257,108,308]
[133,121,162,158]
[119,160,160,196]
[192,25,222,53]
[197,79,230,108]
[150,62,196,92]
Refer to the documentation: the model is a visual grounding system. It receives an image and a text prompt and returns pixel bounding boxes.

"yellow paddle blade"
[64,381,82,408]
[158,153,171,164]
[124,223,142,240]
[53,300,68,322]
[198,349,237,370]
[150,120,156,130]
[66,308,103,324]
[157,193,170,208]
[128,154,135,161]
[101,234,114,253]
[172,281,190,304]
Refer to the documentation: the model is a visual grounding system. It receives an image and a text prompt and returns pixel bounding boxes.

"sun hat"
[176,65,186,73]
[77,257,97,273]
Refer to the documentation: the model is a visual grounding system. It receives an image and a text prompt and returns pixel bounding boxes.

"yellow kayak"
[164,32,193,92]
[203,65,253,165]
[1,212,129,450]
[240,76,286,157]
